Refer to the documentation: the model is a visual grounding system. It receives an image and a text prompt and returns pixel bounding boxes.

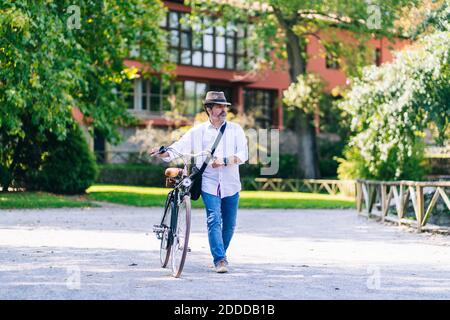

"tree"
[0,0,168,191]
[337,2,450,180]
[25,124,99,194]
[187,0,417,178]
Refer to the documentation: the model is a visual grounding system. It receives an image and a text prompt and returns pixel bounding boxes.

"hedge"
[96,154,299,188]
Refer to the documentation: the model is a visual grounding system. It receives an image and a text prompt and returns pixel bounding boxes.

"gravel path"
[0,205,449,300]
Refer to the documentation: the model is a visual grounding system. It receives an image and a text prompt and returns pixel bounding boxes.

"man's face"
[208,104,228,121]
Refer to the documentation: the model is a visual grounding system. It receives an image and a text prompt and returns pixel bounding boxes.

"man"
[151,91,248,273]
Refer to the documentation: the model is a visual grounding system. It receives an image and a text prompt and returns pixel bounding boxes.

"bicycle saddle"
[165,167,183,178]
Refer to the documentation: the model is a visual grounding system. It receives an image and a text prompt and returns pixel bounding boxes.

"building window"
[125,82,135,109]
[325,50,340,69]
[126,78,174,113]
[183,81,207,115]
[170,80,208,116]
[161,10,247,70]
[244,89,275,128]
[94,129,106,164]
[125,78,210,116]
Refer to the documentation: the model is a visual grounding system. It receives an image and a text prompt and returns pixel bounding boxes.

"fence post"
[416,184,424,233]
[381,184,387,222]
[356,181,362,213]
[398,184,404,222]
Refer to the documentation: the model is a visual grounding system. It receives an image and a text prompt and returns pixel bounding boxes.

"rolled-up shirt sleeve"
[161,129,193,163]
[234,125,248,164]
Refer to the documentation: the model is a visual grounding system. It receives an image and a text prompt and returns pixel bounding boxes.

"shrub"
[96,154,300,189]
[97,163,167,187]
[338,29,449,180]
[28,125,98,194]
[238,154,299,179]
[336,146,372,180]
[337,142,427,181]
[318,138,347,178]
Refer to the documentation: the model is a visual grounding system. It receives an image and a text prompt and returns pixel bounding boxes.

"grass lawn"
[87,185,356,209]
[0,192,97,209]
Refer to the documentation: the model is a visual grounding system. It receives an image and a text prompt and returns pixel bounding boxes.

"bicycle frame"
[163,189,180,249]
[152,146,210,276]
[156,147,198,249]
[157,180,184,249]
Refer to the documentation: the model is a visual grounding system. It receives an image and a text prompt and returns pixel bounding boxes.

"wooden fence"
[356,180,450,232]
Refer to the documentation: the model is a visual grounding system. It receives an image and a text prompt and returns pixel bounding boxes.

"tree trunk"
[275,9,321,179]
[1,138,23,192]
[1,164,13,193]
[295,111,320,178]
[1,179,11,193]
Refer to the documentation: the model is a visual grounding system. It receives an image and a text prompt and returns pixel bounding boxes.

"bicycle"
[151,146,210,278]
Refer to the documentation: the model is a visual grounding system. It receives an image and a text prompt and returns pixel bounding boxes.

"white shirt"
[162,120,248,198]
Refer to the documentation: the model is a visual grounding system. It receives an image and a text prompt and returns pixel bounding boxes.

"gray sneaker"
[215,260,228,273]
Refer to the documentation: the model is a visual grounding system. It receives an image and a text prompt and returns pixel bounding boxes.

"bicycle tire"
[171,194,191,278]
[159,194,173,268]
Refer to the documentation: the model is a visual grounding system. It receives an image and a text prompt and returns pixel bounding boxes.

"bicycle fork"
[153,193,178,248]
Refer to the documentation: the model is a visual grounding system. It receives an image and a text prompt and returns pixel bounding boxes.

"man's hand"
[211,156,242,168]
[149,147,169,158]
[211,157,224,168]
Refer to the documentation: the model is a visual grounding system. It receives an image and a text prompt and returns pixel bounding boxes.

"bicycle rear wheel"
[171,195,191,278]
[159,195,173,268]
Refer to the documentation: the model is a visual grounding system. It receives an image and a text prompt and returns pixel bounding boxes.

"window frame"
[162,10,247,70]
[243,89,276,128]
[127,78,177,114]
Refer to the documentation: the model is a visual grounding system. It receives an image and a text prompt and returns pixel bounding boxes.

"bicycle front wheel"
[159,195,173,268]
[171,195,191,278]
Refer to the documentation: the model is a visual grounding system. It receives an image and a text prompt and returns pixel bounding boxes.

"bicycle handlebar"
[151,146,211,159]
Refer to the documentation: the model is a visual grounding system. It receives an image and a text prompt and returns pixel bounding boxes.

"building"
[86,0,410,163]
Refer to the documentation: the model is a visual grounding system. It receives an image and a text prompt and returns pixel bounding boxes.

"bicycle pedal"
[187,247,191,252]
[152,224,164,233]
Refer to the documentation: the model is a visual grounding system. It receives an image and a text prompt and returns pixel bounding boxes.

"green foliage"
[28,125,99,194]
[0,114,55,190]
[187,0,418,76]
[0,0,167,142]
[0,192,96,209]
[240,154,300,179]
[187,0,419,179]
[0,0,168,191]
[338,10,450,180]
[336,143,427,181]
[97,154,300,189]
[413,0,450,37]
[320,95,351,139]
[283,91,350,178]
[339,3,450,180]
[97,163,167,187]
[283,73,325,114]
[336,145,369,180]
[318,138,346,178]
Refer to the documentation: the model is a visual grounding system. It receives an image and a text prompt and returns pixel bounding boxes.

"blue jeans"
[201,191,239,266]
